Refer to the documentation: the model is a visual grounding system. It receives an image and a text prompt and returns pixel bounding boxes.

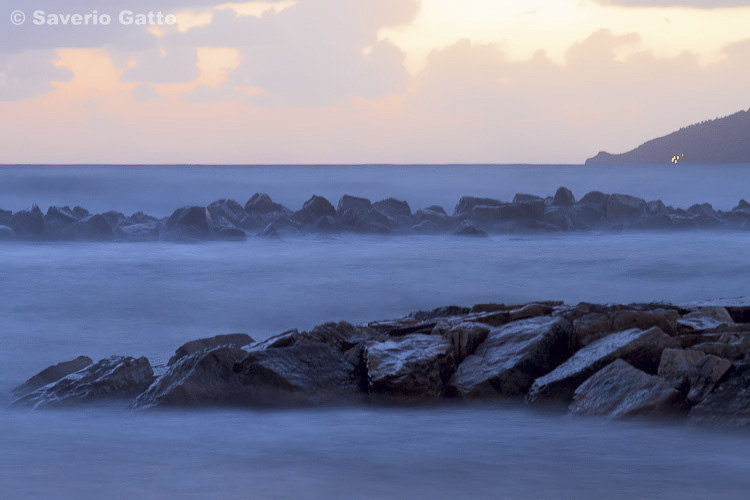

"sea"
[1,164,749,499]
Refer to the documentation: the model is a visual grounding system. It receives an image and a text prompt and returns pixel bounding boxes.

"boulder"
[570,359,685,418]
[100,211,126,230]
[552,187,575,206]
[606,194,647,225]
[12,356,154,409]
[168,333,255,365]
[658,348,732,405]
[689,363,750,426]
[165,206,212,240]
[573,308,679,346]
[134,346,249,408]
[0,225,14,240]
[372,198,411,218]
[432,322,490,364]
[410,220,441,234]
[528,327,679,404]
[118,215,161,241]
[74,214,115,241]
[366,334,455,397]
[234,343,359,403]
[579,191,609,210]
[512,193,544,204]
[293,195,336,225]
[0,208,11,226]
[244,193,287,215]
[726,305,750,324]
[10,205,44,239]
[543,206,575,230]
[43,206,79,240]
[454,196,501,217]
[453,220,487,237]
[311,215,338,233]
[207,199,248,229]
[72,206,89,219]
[733,199,750,212]
[411,305,471,321]
[12,355,93,398]
[449,316,575,397]
[337,195,371,215]
[678,307,735,331]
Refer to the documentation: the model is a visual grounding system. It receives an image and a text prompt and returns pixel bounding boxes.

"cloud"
[132,82,162,101]
[595,0,750,8]
[0,50,73,101]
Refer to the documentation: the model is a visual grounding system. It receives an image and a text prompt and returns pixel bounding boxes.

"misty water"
[2,165,750,499]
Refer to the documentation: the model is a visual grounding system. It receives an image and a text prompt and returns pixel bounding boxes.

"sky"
[1,0,749,164]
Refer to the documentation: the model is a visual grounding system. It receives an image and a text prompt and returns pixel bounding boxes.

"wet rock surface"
[2,187,749,242]
[9,298,750,426]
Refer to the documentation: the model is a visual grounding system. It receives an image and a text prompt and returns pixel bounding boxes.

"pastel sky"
[2,0,750,164]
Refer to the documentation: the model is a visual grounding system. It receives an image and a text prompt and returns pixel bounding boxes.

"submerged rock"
[449,316,575,397]
[570,359,685,418]
[12,356,154,409]
[12,356,93,398]
[528,327,679,404]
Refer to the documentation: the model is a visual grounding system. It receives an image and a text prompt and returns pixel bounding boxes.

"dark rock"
[543,205,575,230]
[0,225,14,240]
[552,187,575,206]
[726,306,750,324]
[0,208,12,226]
[646,200,668,217]
[689,363,750,426]
[43,206,78,240]
[733,199,750,212]
[118,215,161,241]
[570,359,685,418]
[366,334,455,398]
[415,207,449,229]
[658,348,731,405]
[134,346,249,408]
[432,322,491,364]
[165,206,212,240]
[72,206,89,219]
[74,214,114,241]
[311,215,338,233]
[245,193,287,215]
[411,305,471,321]
[208,199,248,229]
[372,198,411,218]
[579,191,610,210]
[454,196,501,217]
[12,356,93,398]
[337,195,371,215]
[10,205,44,239]
[453,220,487,237]
[606,194,647,225]
[168,333,255,365]
[449,316,575,397]
[234,343,359,403]
[528,327,679,404]
[293,195,336,224]
[12,356,154,409]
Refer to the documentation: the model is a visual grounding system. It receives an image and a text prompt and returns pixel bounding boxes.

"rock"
[646,200,668,217]
[337,195,371,215]
[528,327,679,404]
[366,334,455,397]
[12,356,93,398]
[372,198,411,218]
[293,195,336,224]
[410,220,441,234]
[606,194,647,225]
[512,193,544,204]
[552,187,575,206]
[658,348,732,405]
[508,303,556,321]
[432,322,490,364]
[411,305,470,321]
[72,206,89,219]
[12,356,154,409]
[10,205,44,239]
[207,199,249,229]
[0,225,14,240]
[74,214,115,241]
[449,317,575,397]
[100,211,125,230]
[689,363,750,426]
[234,343,359,403]
[692,332,750,361]
[678,307,735,331]
[415,207,450,229]
[573,308,679,346]
[733,199,750,212]
[311,215,338,233]
[118,217,161,241]
[165,206,212,240]
[245,193,287,215]
[726,305,750,324]
[258,223,278,238]
[570,359,685,418]
[134,346,249,408]
[0,208,11,226]
[454,196,501,217]
[453,220,487,237]
[579,191,609,210]
[43,206,79,240]
[168,333,255,365]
